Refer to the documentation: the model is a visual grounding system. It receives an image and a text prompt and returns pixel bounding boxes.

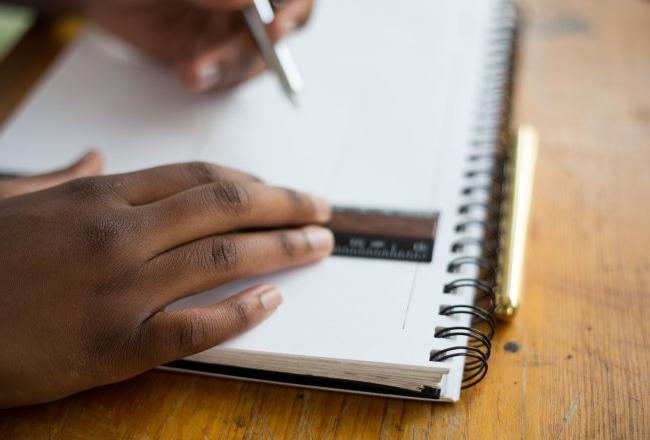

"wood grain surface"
[1,0,649,438]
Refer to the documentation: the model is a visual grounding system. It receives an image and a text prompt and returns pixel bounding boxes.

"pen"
[243,0,304,105]
[495,125,538,321]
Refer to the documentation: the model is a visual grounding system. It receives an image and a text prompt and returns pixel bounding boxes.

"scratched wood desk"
[1,0,648,438]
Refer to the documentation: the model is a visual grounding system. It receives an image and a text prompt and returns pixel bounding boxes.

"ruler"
[327,207,439,263]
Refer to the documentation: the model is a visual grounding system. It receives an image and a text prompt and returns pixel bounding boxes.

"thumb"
[135,284,282,368]
[0,149,104,199]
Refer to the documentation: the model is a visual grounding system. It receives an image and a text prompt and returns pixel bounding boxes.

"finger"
[135,284,281,368]
[0,150,103,199]
[138,226,333,308]
[179,30,266,92]
[111,162,261,206]
[139,180,331,251]
[215,55,267,90]
[268,0,314,40]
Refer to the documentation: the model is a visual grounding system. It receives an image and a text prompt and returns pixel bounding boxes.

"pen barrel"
[495,126,539,321]
[243,1,303,102]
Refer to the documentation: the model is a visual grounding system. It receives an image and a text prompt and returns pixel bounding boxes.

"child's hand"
[0,161,332,408]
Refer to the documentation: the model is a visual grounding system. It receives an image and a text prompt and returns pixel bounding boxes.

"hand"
[0,161,333,408]
[87,0,314,92]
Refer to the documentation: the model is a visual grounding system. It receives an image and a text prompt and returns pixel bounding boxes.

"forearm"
[1,0,85,13]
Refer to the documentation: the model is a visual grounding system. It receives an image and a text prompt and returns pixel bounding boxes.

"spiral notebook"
[0,0,536,401]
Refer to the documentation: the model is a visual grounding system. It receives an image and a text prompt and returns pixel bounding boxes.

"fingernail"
[197,63,221,91]
[311,195,332,222]
[259,287,283,310]
[305,226,334,252]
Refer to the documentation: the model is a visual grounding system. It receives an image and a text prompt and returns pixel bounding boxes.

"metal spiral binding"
[429,1,518,389]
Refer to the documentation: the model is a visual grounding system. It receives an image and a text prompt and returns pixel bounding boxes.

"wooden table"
[1,0,649,438]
